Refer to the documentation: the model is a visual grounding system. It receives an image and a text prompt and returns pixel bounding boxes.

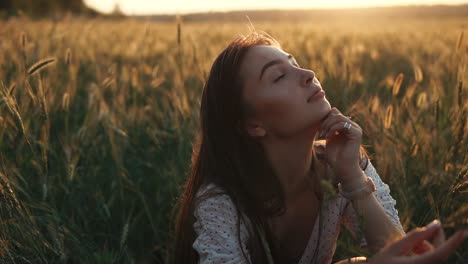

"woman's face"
[239,45,331,138]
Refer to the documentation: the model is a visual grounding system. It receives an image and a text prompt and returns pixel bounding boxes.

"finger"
[330,107,341,115]
[319,107,340,124]
[403,230,467,264]
[432,225,446,248]
[422,229,467,263]
[320,107,340,124]
[334,257,367,263]
[412,240,434,255]
[319,112,348,138]
[318,115,339,138]
[319,110,361,139]
[330,107,340,113]
[324,121,356,139]
[349,119,361,130]
[322,118,346,138]
[386,221,442,255]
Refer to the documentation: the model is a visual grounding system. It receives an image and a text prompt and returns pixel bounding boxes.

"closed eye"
[273,63,301,83]
[274,74,285,83]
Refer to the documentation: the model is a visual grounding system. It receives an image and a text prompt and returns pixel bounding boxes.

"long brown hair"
[166,31,365,264]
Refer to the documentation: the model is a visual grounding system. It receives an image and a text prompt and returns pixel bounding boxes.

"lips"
[307,88,325,102]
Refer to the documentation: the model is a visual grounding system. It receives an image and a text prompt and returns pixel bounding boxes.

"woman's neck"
[261,131,317,203]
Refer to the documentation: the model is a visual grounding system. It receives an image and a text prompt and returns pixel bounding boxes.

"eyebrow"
[259,54,294,81]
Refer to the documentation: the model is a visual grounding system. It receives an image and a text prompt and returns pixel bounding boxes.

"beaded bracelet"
[338,176,376,200]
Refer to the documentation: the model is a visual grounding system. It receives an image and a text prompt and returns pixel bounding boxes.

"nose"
[301,68,315,87]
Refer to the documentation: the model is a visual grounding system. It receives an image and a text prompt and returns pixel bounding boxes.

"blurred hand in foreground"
[368,220,467,264]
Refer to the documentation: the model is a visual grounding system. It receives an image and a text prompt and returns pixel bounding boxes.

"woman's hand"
[318,107,363,185]
[368,220,468,264]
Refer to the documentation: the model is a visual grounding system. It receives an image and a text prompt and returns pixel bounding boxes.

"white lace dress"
[192,161,404,264]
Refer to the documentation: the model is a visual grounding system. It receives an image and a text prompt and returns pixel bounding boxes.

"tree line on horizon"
[2,2,468,21]
[0,0,99,18]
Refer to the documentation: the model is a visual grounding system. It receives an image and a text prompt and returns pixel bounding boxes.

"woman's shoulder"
[195,182,229,202]
[192,183,252,262]
[194,183,238,216]
[193,183,251,240]
[196,182,223,195]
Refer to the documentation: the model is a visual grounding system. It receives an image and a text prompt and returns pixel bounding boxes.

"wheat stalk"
[456,31,464,52]
[176,15,182,47]
[65,48,72,66]
[20,32,27,49]
[416,92,428,109]
[413,63,423,83]
[384,105,393,129]
[392,73,404,96]
[27,58,56,76]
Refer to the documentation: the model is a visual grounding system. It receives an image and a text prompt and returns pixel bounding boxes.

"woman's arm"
[193,191,251,264]
[317,108,404,252]
[341,166,405,253]
[341,160,404,248]
[362,160,404,233]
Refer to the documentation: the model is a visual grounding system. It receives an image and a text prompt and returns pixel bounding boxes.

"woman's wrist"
[337,166,367,192]
[339,176,376,200]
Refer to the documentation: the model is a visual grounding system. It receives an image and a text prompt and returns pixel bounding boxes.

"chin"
[319,99,332,115]
[323,97,332,109]
[314,103,331,124]
[304,98,332,128]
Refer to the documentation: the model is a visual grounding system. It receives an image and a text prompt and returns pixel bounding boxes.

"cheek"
[256,91,302,122]
[254,90,331,132]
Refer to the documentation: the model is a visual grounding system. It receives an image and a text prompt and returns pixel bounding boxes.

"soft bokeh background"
[86,0,468,14]
[0,1,467,263]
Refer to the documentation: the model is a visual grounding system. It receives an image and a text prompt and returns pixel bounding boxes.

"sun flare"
[84,0,468,15]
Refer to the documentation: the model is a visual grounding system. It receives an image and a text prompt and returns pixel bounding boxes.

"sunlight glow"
[84,0,468,15]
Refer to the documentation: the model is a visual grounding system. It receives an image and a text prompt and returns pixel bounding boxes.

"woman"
[168,31,467,264]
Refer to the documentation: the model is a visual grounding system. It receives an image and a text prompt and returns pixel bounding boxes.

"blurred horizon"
[2,0,468,19]
[84,0,468,15]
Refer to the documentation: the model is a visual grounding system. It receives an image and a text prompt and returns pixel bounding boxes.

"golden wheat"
[27,58,57,76]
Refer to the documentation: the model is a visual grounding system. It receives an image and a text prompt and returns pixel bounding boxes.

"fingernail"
[426,219,441,229]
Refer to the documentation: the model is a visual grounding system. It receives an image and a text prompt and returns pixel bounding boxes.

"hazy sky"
[83,0,468,15]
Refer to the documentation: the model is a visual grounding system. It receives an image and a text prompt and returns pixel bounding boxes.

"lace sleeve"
[193,189,251,264]
[363,161,404,233]
[341,161,405,246]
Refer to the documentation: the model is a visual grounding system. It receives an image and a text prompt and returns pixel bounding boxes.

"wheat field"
[0,16,467,263]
